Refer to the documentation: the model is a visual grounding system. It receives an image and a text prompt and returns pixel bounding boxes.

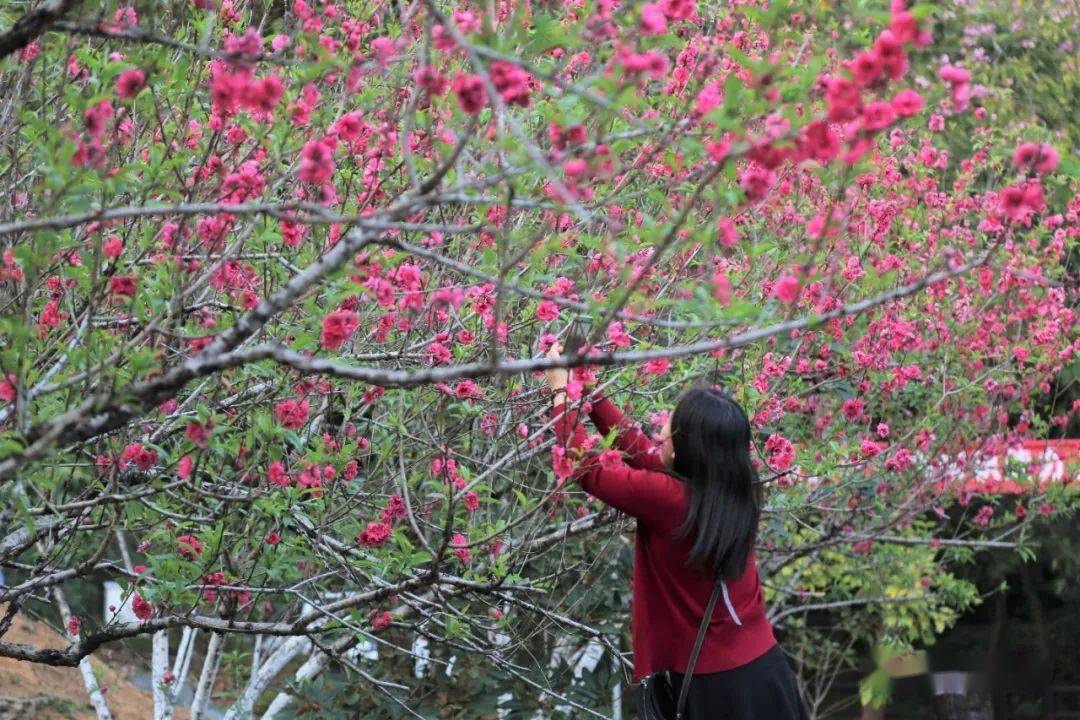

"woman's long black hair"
[667,383,762,581]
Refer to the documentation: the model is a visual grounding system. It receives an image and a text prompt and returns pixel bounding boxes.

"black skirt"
[663,644,809,720]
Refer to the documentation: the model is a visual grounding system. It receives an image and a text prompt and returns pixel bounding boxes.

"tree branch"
[0,0,81,60]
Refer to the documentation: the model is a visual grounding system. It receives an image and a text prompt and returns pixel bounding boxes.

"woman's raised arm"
[585,391,666,472]
[552,398,683,529]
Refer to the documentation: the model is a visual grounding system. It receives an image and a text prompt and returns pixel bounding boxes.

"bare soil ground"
[0,608,154,720]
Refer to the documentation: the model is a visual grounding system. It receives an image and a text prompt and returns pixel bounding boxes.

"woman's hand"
[543,340,569,391]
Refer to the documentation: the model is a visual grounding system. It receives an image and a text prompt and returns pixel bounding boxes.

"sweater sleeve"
[586,391,666,472]
[553,400,685,530]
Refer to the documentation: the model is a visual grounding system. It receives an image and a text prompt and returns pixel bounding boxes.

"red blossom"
[644,358,670,375]
[451,533,470,563]
[413,65,449,95]
[850,51,883,86]
[275,398,309,429]
[599,450,623,471]
[640,3,668,35]
[0,374,14,403]
[357,521,392,547]
[773,276,800,305]
[765,434,795,471]
[489,60,535,108]
[889,11,919,44]
[320,308,360,349]
[536,300,560,322]
[109,275,138,297]
[297,139,335,184]
[116,69,146,99]
[132,594,153,621]
[1013,143,1059,175]
[891,88,924,117]
[177,534,204,560]
[121,443,158,472]
[451,73,487,115]
[860,100,896,133]
[825,77,861,122]
[800,120,841,164]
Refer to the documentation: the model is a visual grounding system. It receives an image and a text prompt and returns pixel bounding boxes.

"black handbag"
[636,575,724,720]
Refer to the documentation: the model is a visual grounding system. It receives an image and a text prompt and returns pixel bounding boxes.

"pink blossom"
[267,461,290,486]
[873,30,908,80]
[998,186,1031,223]
[1013,143,1059,175]
[850,51,883,86]
[109,275,137,297]
[860,100,896,132]
[357,521,392,547]
[609,321,632,347]
[333,111,364,141]
[599,449,623,471]
[712,271,731,305]
[552,445,573,484]
[413,65,449,95]
[84,100,114,138]
[717,217,739,247]
[825,77,861,122]
[451,533,471,563]
[490,60,534,108]
[103,235,123,258]
[116,69,146,98]
[371,36,398,66]
[891,88,924,117]
[644,358,670,375]
[739,166,776,203]
[177,534,204,560]
[640,3,668,35]
[889,11,918,44]
[426,341,452,364]
[132,594,153,620]
[121,442,158,471]
[275,398,309,429]
[841,399,864,421]
[0,374,15,404]
[661,0,696,20]
[452,74,487,115]
[454,379,483,399]
[298,139,335,184]
[860,440,884,458]
[939,64,971,86]
[453,8,482,33]
[800,120,840,164]
[563,158,587,179]
[536,300,560,322]
[186,421,211,447]
[764,434,795,471]
[773,276,800,305]
[321,309,360,349]
[245,75,283,113]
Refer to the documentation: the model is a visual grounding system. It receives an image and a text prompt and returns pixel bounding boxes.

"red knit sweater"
[553,391,777,683]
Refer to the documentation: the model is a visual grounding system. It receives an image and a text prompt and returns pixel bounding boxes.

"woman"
[545,339,808,719]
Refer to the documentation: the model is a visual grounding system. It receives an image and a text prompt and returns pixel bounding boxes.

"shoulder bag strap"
[674,574,724,720]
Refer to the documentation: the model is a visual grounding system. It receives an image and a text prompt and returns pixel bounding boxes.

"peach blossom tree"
[0,0,1076,717]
